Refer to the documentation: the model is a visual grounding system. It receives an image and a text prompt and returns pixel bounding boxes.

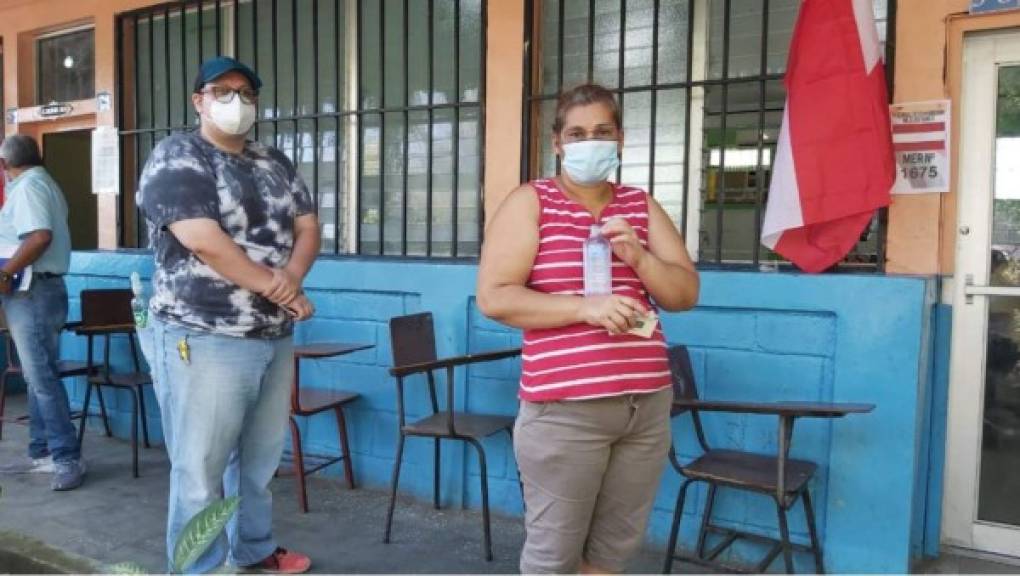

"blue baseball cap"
[193,57,262,93]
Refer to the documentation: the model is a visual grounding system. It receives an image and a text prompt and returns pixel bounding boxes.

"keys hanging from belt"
[177,336,190,365]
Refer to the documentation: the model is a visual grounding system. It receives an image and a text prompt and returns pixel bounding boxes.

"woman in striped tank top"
[478,84,699,574]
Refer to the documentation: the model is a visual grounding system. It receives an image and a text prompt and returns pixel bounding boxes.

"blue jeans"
[145,316,293,573]
[1,275,78,463]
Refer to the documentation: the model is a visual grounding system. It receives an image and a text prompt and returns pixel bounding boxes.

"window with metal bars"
[117,0,485,258]
[524,0,894,269]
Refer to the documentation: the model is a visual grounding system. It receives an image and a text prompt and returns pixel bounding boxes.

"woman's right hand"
[579,295,648,335]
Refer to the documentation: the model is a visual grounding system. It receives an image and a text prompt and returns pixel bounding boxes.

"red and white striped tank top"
[520,178,671,402]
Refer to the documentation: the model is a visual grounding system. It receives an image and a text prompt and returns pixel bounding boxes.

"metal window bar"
[197,0,204,61]
[427,0,435,256]
[714,0,730,264]
[452,0,461,257]
[523,0,892,271]
[402,0,410,256]
[378,0,386,256]
[752,0,769,267]
[117,0,485,256]
[215,0,222,56]
[335,0,342,255]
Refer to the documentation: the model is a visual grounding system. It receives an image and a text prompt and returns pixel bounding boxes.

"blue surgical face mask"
[561,140,620,186]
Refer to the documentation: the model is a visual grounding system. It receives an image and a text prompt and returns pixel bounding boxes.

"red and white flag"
[761,0,895,273]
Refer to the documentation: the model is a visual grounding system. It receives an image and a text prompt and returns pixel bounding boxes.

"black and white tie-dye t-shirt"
[137,131,314,339]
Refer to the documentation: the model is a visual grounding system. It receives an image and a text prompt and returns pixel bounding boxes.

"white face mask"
[561,140,621,186]
[208,96,257,136]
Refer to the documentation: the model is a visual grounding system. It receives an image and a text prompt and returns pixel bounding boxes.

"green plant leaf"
[171,496,240,573]
[107,561,148,574]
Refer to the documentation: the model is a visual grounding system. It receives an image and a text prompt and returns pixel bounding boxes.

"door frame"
[943,28,1020,558]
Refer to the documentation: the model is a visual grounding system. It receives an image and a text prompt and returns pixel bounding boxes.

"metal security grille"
[117,0,485,258]
[524,0,895,270]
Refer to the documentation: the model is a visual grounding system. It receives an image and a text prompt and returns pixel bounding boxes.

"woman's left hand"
[602,217,648,270]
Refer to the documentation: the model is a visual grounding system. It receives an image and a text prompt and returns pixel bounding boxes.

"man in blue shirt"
[0,134,82,491]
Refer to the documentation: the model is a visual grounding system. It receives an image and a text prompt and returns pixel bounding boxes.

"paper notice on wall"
[92,126,120,195]
[890,100,951,194]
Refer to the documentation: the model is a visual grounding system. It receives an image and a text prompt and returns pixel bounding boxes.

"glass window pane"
[153,14,170,130]
[562,0,589,89]
[460,0,483,102]
[319,117,339,253]
[384,111,405,255]
[275,0,296,118]
[168,8,187,128]
[431,108,455,257]
[767,0,798,74]
[728,0,763,80]
[623,0,654,88]
[407,110,430,256]
[592,0,620,89]
[657,0,690,84]
[536,98,558,178]
[360,0,382,109]
[295,0,317,116]
[136,20,152,129]
[408,0,431,106]
[384,0,405,108]
[360,113,382,254]
[654,88,687,225]
[37,28,95,104]
[433,0,457,104]
[620,91,652,190]
[317,0,340,114]
[540,0,561,94]
[458,107,481,256]
[255,0,276,121]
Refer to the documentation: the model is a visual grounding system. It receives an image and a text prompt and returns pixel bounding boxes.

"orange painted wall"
[887,0,1020,276]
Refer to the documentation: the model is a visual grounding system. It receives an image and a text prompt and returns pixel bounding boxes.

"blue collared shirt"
[0,166,72,275]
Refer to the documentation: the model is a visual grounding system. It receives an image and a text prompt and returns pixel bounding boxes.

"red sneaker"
[246,547,311,574]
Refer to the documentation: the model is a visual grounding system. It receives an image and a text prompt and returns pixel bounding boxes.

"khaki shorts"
[513,387,672,574]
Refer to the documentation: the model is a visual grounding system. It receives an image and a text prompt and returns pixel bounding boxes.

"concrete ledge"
[0,530,99,573]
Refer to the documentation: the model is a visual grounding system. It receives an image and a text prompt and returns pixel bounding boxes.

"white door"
[944,29,1020,558]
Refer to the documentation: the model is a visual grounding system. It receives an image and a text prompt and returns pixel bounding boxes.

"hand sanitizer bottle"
[583,224,613,296]
[130,272,148,329]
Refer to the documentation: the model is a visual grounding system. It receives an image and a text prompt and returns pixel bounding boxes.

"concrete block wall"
[52,251,935,573]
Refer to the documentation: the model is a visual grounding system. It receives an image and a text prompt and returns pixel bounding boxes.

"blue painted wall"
[56,251,938,573]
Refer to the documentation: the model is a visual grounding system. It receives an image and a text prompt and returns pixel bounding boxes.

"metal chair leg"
[467,438,493,562]
[77,382,93,446]
[696,484,718,558]
[0,371,9,441]
[663,480,692,574]
[433,438,441,509]
[335,406,355,490]
[137,387,151,448]
[130,389,139,478]
[383,434,406,543]
[289,416,308,513]
[776,500,794,574]
[802,490,824,574]
[95,386,112,437]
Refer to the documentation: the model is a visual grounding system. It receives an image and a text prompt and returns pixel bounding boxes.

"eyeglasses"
[200,86,259,105]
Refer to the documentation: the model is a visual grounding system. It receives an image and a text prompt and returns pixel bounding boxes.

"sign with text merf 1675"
[890,100,951,194]
[971,0,1020,14]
